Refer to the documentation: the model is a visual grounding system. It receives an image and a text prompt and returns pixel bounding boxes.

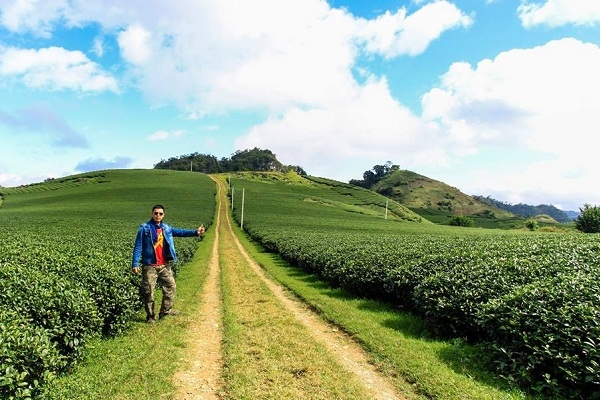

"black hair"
[152,204,165,211]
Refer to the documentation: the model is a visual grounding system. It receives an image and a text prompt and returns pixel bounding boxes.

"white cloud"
[117,24,152,65]
[1,0,473,115]
[91,36,105,57]
[357,1,473,57]
[421,38,600,209]
[0,0,67,37]
[2,0,467,118]
[519,0,600,27]
[0,171,48,187]
[235,77,434,181]
[0,46,119,92]
[422,38,600,154]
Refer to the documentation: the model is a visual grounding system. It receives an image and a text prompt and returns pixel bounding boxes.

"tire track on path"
[173,180,225,399]
[215,176,402,400]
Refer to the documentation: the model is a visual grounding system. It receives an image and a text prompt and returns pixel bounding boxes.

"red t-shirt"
[153,228,165,266]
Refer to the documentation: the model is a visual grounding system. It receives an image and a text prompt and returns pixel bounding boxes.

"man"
[132,204,205,323]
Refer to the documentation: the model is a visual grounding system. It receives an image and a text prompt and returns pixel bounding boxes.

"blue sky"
[1,0,600,211]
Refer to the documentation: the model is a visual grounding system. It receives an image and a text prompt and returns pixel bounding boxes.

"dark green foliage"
[0,264,100,398]
[349,160,399,188]
[477,272,600,398]
[0,263,101,362]
[525,219,539,231]
[0,309,64,399]
[448,215,473,227]
[575,204,600,233]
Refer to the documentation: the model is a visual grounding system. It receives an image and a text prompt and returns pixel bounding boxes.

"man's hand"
[132,267,139,274]
[197,224,205,235]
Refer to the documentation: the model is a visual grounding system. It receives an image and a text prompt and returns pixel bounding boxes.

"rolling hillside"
[1,165,567,230]
[367,169,523,226]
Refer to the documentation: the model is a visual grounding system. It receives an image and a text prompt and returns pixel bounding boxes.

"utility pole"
[385,199,388,220]
[241,188,245,230]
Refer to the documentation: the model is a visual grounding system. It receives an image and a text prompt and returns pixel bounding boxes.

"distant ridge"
[472,195,576,223]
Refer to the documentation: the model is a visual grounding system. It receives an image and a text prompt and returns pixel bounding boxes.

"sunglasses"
[153,212,164,216]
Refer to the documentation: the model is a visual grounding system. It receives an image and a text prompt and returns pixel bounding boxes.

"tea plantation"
[1,168,599,399]
[0,169,215,399]
[228,172,600,399]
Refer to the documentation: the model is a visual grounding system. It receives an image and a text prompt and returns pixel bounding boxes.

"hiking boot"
[159,309,180,319]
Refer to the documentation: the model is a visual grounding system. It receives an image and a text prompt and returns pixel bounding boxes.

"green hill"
[0,165,559,230]
[0,169,215,223]
[223,170,428,223]
[367,169,523,227]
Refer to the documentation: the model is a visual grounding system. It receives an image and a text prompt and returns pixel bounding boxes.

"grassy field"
[2,169,595,399]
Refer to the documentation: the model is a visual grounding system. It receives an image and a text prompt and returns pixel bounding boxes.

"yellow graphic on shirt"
[153,228,166,265]
[154,229,164,249]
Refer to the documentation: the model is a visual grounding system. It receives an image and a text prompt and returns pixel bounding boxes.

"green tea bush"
[235,186,600,396]
[0,309,64,400]
[0,263,101,363]
[477,271,600,398]
[0,231,137,337]
[449,215,473,227]
[43,244,141,337]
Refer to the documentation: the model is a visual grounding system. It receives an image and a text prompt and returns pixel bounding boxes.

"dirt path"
[173,176,402,399]
[172,182,225,399]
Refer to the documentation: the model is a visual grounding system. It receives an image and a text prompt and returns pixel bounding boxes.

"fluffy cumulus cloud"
[0,0,469,114]
[356,0,472,57]
[235,77,434,180]
[519,0,600,27]
[421,37,600,208]
[0,0,66,37]
[0,46,119,92]
[117,24,152,65]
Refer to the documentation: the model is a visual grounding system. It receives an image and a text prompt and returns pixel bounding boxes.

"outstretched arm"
[131,226,144,271]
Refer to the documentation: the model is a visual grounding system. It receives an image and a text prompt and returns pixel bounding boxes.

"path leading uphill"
[172,176,402,399]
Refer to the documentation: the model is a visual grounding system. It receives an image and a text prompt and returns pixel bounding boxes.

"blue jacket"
[131,220,198,268]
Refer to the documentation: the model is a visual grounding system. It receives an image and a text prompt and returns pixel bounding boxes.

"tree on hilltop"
[154,147,306,175]
[349,161,399,188]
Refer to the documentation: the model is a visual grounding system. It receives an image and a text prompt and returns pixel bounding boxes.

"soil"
[173,178,402,399]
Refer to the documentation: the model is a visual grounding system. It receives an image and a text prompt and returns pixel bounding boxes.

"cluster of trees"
[576,204,600,233]
[154,148,306,175]
[349,161,400,189]
[449,215,473,227]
